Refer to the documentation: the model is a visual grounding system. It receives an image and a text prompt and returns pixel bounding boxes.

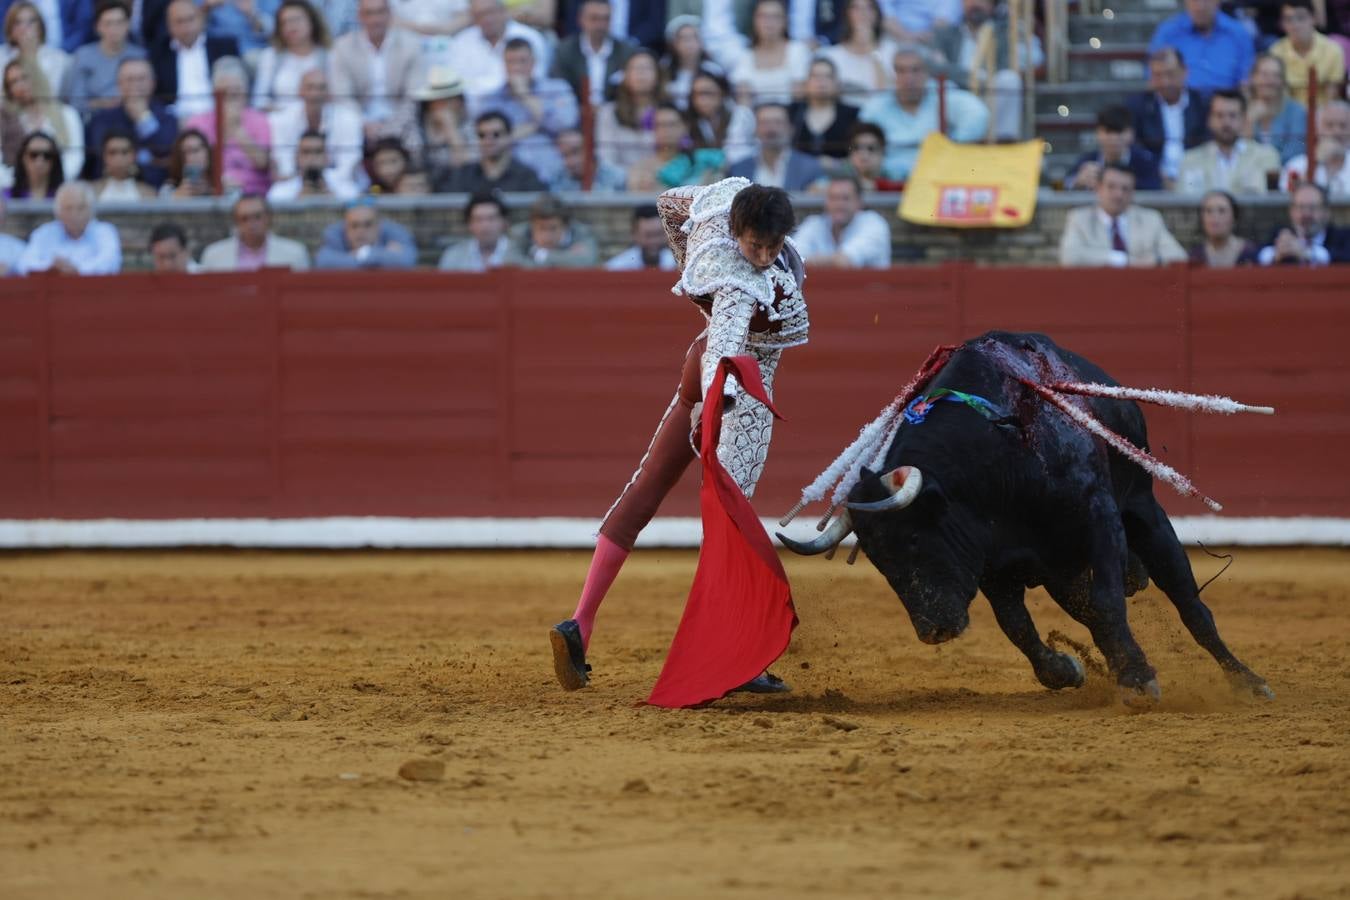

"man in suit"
[329,0,424,148]
[729,102,826,191]
[148,0,239,120]
[550,0,634,106]
[315,198,418,269]
[1065,104,1162,191]
[1059,162,1188,267]
[1177,89,1281,194]
[85,58,177,186]
[1258,183,1350,265]
[554,0,667,53]
[200,195,311,271]
[1127,46,1210,188]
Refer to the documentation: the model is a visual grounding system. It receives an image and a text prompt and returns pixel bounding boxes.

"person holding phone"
[160,128,216,197]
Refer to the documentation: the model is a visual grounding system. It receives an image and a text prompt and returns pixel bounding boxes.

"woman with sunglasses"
[5,129,63,198]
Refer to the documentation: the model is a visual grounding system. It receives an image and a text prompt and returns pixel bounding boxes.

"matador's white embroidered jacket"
[657,177,810,496]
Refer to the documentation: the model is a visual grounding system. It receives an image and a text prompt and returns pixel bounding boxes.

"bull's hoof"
[1036,652,1086,691]
[1229,671,1275,701]
[1118,677,1162,709]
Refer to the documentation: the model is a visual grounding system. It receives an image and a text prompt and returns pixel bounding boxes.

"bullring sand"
[1,548,1347,898]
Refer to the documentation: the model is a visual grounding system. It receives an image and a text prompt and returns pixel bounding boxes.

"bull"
[779,331,1272,705]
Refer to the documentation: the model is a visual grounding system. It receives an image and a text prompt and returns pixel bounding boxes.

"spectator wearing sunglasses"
[437,110,546,194]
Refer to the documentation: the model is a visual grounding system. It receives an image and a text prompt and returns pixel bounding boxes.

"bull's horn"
[777,512,853,555]
[846,466,923,513]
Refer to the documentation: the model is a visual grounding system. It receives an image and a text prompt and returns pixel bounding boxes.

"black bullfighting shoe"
[733,671,791,694]
[549,619,591,691]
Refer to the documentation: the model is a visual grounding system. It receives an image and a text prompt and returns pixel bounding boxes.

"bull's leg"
[982,577,1085,690]
[1050,495,1160,706]
[1123,499,1273,699]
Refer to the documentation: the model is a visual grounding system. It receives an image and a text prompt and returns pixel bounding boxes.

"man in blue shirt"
[860,46,989,181]
[472,37,578,186]
[315,198,417,270]
[17,183,122,276]
[1148,0,1255,93]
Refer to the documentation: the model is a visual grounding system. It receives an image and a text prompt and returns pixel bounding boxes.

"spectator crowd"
[0,0,1344,277]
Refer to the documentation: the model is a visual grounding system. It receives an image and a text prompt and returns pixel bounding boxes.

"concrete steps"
[1069,12,1161,44]
[1034,80,1147,116]
[1066,41,1151,81]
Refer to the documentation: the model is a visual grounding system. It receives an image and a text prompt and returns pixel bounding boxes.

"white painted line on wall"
[1,517,1348,548]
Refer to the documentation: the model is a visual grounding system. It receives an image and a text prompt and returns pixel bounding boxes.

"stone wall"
[4,191,1344,271]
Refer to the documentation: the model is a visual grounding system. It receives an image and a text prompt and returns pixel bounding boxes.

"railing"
[1044,0,1070,84]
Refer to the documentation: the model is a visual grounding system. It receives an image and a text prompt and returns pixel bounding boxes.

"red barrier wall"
[1,266,1346,520]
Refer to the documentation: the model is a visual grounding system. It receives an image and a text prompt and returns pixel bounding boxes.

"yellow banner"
[898,133,1043,228]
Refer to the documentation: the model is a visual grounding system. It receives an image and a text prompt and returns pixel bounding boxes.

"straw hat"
[415,66,465,101]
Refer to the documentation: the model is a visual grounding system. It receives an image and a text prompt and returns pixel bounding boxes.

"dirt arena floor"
[1,547,1348,899]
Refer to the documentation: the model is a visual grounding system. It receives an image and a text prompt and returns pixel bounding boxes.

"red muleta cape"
[646,355,798,709]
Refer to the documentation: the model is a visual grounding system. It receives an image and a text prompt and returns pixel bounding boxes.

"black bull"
[779,331,1271,705]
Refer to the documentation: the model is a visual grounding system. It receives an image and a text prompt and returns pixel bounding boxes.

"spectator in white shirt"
[437,192,526,271]
[269,67,364,187]
[604,204,678,271]
[267,128,358,200]
[18,181,123,275]
[449,0,550,99]
[729,0,812,107]
[0,195,27,275]
[251,0,331,116]
[146,221,202,273]
[1280,101,1350,195]
[793,174,892,268]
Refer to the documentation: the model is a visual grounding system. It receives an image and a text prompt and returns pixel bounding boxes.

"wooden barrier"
[1,265,1346,521]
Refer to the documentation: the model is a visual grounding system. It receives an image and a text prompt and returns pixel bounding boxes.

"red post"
[212,86,225,195]
[1305,69,1319,186]
[937,73,948,136]
[580,77,595,192]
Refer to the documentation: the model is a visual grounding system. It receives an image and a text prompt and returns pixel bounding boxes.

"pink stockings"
[571,338,704,648]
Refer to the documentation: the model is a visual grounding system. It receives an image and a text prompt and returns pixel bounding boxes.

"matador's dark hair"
[728,184,795,240]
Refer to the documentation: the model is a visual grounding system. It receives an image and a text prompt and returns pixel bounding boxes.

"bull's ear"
[911,476,949,520]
